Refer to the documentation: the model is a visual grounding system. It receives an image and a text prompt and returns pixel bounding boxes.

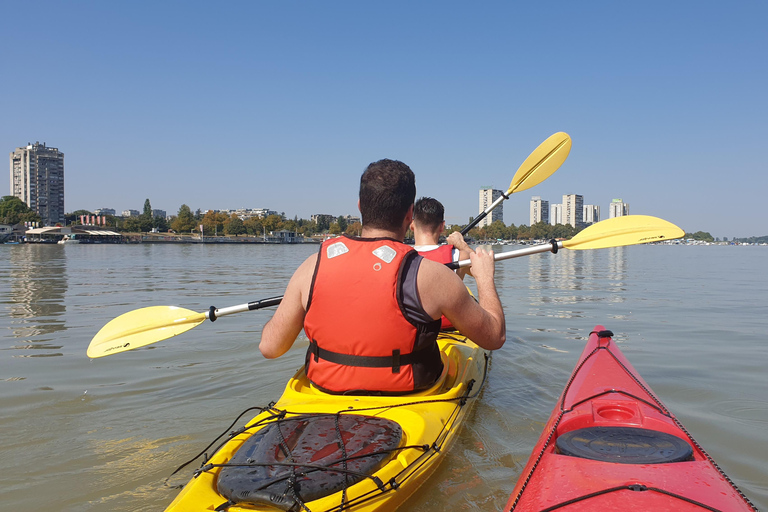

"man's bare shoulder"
[291,252,319,283]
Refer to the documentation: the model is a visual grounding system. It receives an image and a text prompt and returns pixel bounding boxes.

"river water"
[1,242,766,511]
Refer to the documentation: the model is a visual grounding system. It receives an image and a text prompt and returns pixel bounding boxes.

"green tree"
[201,210,227,236]
[345,221,362,236]
[263,214,282,233]
[143,199,152,218]
[0,196,41,225]
[153,215,168,232]
[315,216,331,232]
[337,216,348,232]
[124,217,142,232]
[486,220,508,241]
[244,217,264,236]
[329,222,342,235]
[684,231,714,242]
[282,219,298,233]
[224,214,245,236]
[171,204,197,233]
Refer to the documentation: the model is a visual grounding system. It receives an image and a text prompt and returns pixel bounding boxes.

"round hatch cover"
[556,426,693,464]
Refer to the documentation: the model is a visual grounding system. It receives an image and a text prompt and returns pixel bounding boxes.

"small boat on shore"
[58,235,80,244]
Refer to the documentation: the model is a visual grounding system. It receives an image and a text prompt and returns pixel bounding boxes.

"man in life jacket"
[260,159,506,395]
[411,197,474,331]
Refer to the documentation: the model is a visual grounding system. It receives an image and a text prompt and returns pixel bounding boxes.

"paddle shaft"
[446,240,561,269]
[206,296,283,321]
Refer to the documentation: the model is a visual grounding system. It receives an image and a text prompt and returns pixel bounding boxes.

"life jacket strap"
[309,340,433,374]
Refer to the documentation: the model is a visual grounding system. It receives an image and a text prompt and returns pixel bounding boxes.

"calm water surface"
[1,243,766,511]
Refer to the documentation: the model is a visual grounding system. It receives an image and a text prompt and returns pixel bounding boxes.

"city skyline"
[2,2,766,238]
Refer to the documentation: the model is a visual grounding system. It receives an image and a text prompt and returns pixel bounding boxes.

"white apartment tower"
[550,204,563,226]
[530,196,549,225]
[583,204,600,225]
[562,194,584,228]
[10,142,65,226]
[609,198,629,218]
[478,187,503,227]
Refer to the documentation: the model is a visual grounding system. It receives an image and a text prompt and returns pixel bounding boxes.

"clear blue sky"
[3,1,766,238]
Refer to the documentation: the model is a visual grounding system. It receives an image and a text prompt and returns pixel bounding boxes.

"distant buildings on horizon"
[8,141,631,232]
[530,196,629,228]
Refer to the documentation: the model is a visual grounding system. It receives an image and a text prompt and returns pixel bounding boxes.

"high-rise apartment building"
[583,204,600,225]
[530,196,549,225]
[478,187,503,227]
[562,194,584,228]
[609,198,629,218]
[550,204,563,226]
[10,142,65,226]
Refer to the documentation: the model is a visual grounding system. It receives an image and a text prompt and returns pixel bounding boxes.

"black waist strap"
[308,340,434,373]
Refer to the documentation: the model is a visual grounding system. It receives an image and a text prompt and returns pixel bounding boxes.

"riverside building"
[583,204,600,225]
[550,204,563,225]
[562,194,584,228]
[478,187,503,227]
[530,196,549,225]
[10,142,65,226]
[609,198,629,218]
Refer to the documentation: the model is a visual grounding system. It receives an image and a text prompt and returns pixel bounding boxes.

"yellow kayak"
[165,332,489,512]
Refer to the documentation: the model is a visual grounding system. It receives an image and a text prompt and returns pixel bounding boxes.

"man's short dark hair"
[359,159,416,230]
[413,197,445,233]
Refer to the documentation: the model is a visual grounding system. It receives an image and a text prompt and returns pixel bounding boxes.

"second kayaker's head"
[358,159,416,237]
[411,197,446,243]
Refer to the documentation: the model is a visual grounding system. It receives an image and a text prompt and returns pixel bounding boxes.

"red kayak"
[505,326,757,512]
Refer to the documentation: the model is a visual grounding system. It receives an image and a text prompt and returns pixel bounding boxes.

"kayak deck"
[506,326,757,512]
[165,333,489,512]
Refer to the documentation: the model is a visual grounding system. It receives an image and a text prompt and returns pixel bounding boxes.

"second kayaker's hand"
[447,231,471,252]
[448,231,475,279]
[469,245,495,284]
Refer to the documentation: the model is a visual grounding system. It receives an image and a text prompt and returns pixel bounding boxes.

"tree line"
[61,199,592,241]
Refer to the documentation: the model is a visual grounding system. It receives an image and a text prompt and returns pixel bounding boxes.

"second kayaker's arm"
[417,246,505,350]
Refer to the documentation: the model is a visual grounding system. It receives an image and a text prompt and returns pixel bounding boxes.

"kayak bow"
[506,326,757,512]
[165,332,488,512]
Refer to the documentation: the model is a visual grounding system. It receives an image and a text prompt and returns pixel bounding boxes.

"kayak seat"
[555,426,694,464]
[217,414,402,510]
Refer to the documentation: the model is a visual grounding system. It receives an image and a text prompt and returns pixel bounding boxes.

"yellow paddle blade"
[564,215,684,250]
[507,132,572,195]
[87,306,206,358]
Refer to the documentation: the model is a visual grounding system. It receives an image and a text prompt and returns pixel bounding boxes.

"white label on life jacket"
[327,242,349,259]
[372,245,397,264]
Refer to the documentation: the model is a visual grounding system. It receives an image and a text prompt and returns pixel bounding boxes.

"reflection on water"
[521,247,628,324]
[3,245,68,356]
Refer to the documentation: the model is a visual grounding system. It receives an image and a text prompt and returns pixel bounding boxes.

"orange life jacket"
[304,235,443,394]
[418,244,457,331]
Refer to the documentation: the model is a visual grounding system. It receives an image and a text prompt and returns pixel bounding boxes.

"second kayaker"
[259,159,506,395]
[411,196,474,332]
[411,196,474,281]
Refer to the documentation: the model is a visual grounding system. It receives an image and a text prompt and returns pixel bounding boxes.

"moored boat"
[165,332,488,512]
[505,326,757,511]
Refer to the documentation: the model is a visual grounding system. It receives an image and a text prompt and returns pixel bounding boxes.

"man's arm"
[259,254,317,358]
[446,231,474,279]
[418,246,506,350]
